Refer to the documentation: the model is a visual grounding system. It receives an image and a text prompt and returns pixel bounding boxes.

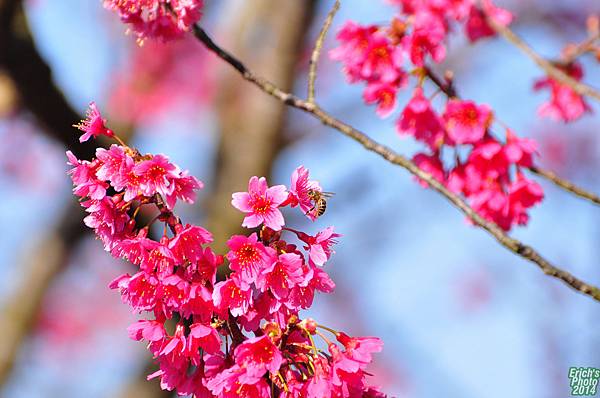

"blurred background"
[1,0,600,397]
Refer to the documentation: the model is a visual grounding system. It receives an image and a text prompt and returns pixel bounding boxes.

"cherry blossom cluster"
[532,15,600,123]
[330,0,513,118]
[68,103,386,397]
[533,59,591,123]
[331,0,544,231]
[103,0,205,42]
[400,92,544,231]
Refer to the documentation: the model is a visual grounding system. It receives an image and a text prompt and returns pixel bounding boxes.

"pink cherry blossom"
[443,99,492,144]
[396,88,446,150]
[74,102,114,143]
[304,357,334,398]
[179,282,213,321]
[359,32,404,83]
[159,274,191,314]
[82,197,133,250]
[66,151,108,200]
[389,0,473,21]
[288,166,323,220]
[258,252,306,300]
[188,323,222,355]
[191,247,221,285]
[212,278,253,318]
[504,129,537,168]
[226,233,276,287]
[469,186,511,230]
[111,231,154,266]
[133,154,181,198]
[128,320,166,342]
[159,323,189,366]
[467,139,508,183]
[142,240,177,277]
[465,0,513,42]
[336,333,384,364]
[234,335,283,381]
[363,81,401,118]
[103,0,205,42]
[508,174,544,226]
[111,271,160,313]
[402,10,447,66]
[95,145,132,184]
[328,343,365,386]
[165,171,203,209]
[297,226,340,267]
[231,176,288,230]
[534,63,591,123]
[330,22,381,83]
[169,223,213,264]
[412,152,445,187]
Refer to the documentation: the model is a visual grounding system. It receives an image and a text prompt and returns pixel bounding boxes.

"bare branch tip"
[308,0,342,103]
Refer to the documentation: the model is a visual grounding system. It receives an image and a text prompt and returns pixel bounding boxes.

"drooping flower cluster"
[401,91,543,230]
[68,104,386,397]
[534,62,591,123]
[330,0,512,117]
[331,1,545,231]
[531,14,600,123]
[103,0,205,42]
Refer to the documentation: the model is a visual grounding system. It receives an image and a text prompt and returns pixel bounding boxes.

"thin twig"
[308,0,340,103]
[227,315,246,346]
[423,67,600,207]
[191,25,600,302]
[484,10,600,102]
[560,33,600,66]
[529,166,600,205]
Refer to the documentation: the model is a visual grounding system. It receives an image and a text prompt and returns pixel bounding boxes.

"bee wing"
[321,191,335,197]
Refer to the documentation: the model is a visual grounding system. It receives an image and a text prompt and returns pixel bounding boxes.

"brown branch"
[483,9,600,103]
[307,0,340,103]
[227,315,246,346]
[528,166,600,206]
[192,25,600,302]
[423,67,600,207]
[560,33,600,66]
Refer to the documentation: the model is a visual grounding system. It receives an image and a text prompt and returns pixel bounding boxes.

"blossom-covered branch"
[422,67,600,207]
[68,104,386,397]
[185,26,600,302]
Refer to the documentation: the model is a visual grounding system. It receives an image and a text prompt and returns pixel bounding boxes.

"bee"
[306,189,334,217]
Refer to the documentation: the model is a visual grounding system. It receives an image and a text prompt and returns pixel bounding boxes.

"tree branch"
[528,166,600,206]
[423,67,600,207]
[308,0,340,103]
[484,9,600,103]
[191,25,600,302]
